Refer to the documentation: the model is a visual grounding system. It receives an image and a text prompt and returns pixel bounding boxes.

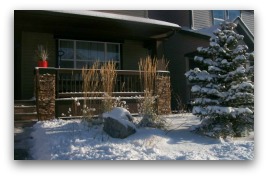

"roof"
[15,10,181,41]
[49,10,181,29]
[179,27,211,39]
[233,17,254,43]
[194,25,219,37]
[180,17,254,51]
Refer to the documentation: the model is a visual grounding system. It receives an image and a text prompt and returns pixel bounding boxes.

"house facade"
[14,10,180,100]
[148,10,254,109]
[14,10,254,116]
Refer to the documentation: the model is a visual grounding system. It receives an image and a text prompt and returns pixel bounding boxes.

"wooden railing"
[35,67,170,99]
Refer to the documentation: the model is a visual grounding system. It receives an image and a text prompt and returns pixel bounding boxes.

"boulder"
[102,107,136,139]
[102,107,134,122]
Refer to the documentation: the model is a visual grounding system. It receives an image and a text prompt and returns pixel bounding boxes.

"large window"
[213,10,240,25]
[58,40,120,68]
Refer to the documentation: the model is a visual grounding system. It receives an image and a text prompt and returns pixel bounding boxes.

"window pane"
[107,44,120,62]
[228,10,240,21]
[213,10,225,19]
[59,40,74,60]
[76,41,89,60]
[214,19,224,26]
[76,61,94,68]
[90,42,105,61]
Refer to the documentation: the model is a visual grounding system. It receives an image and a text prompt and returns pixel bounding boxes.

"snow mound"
[102,107,135,128]
[29,115,254,160]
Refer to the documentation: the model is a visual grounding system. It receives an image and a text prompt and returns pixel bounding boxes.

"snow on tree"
[185,21,254,138]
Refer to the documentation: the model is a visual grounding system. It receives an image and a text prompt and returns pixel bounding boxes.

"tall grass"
[81,62,100,121]
[138,56,169,129]
[138,57,159,128]
[138,56,157,96]
[158,57,169,71]
[100,61,117,112]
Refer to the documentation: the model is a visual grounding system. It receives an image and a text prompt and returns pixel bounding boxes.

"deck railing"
[35,67,171,119]
[35,67,170,98]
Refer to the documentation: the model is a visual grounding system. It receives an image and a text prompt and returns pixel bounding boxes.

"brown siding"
[241,10,254,35]
[177,10,191,28]
[21,32,56,99]
[148,10,191,28]
[122,40,149,70]
[163,32,209,107]
[192,10,213,29]
[97,10,148,18]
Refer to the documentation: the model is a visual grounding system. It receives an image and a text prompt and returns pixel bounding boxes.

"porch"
[35,67,171,120]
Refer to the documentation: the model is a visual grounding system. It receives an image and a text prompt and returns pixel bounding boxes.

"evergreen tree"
[185,21,254,138]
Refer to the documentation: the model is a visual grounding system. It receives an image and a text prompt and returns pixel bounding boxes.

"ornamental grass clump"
[138,57,166,129]
[81,62,100,123]
[100,61,117,112]
[35,45,49,61]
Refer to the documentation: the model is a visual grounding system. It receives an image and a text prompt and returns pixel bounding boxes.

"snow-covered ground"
[30,114,254,160]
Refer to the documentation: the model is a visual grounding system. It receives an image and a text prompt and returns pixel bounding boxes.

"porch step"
[14,113,38,121]
[14,120,37,128]
[14,100,37,123]
[14,100,36,106]
[14,105,37,113]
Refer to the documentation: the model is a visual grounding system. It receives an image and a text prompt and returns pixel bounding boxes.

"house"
[14,10,254,120]
[14,10,180,120]
[147,10,254,109]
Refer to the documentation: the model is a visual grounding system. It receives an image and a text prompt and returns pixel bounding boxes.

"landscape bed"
[29,114,254,160]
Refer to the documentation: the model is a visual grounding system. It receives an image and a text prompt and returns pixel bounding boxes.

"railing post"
[56,69,59,98]
[35,68,56,120]
[155,72,171,115]
[35,67,40,121]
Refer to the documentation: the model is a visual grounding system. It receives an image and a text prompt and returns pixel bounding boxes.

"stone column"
[36,73,55,120]
[155,75,171,115]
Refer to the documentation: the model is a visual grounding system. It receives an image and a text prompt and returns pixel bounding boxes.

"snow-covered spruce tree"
[185,21,254,138]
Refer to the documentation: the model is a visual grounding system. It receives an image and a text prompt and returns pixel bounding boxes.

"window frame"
[58,39,121,69]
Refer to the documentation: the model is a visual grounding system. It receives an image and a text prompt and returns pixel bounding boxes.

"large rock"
[102,107,136,139]
[102,107,134,122]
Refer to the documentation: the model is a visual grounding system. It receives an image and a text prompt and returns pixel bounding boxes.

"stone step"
[14,100,36,106]
[14,105,36,114]
[14,120,37,128]
[14,113,38,121]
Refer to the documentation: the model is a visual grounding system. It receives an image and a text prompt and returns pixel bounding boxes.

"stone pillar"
[155,75,171,115]
[36,73,55,120]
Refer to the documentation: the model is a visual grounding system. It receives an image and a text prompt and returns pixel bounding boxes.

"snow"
[235,66,246,74]
[210,42,220,48]
[191,85,201,92]
[226,35,235,44]
[185,68,213,82]
[193,106,253,118]
[102,107,136,128]
[208,66,222,72]
[102,107,132,121]
[29,114,254,160]
[234,55,247,63]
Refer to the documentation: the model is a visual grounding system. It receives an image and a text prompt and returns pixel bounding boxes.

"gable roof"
[185,17,254,41]
[233,17,254,43]
[180,17,254,51]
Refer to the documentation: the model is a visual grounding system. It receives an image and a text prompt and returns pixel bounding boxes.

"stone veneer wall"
[155,75,171,115]
[36,73,55,120]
